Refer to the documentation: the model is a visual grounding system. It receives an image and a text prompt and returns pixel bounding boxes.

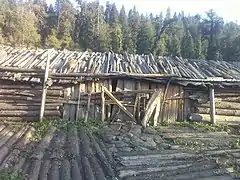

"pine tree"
[119,5,131,52]
[181,31,194,58]
[137,15,154,54]
[110,23,122,53]
[128,6,140,53]
[167,35,181,57]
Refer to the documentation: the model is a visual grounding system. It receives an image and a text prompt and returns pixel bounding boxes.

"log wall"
[0,80,64,121]
[186,88,240,124]
[0,78,184,124]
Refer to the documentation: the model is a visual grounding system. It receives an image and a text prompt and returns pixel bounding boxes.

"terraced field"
[0,122,239,180]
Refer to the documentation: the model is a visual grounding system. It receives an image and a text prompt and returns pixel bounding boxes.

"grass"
[175,121,229,132]
[230,139,240,149]
[0,168,26,180]
[31,119,105,141]
[167,137,205,150]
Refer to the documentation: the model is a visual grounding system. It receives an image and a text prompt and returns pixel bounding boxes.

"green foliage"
[0,168,26,180]
[230,139,240,149]
[110,23,122,53]
[176,122,228,132]
[32,119,105,141]
[46,30,61,49]
[167,137,204,150]
[137,17,154,54]
[158,121,171,126]
[1,1,240,61]
[181,32,195,58]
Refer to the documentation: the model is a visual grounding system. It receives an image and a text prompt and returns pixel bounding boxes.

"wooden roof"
[0,45,240,82]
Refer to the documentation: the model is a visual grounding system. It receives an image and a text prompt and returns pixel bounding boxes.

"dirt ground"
[0,121,239,180]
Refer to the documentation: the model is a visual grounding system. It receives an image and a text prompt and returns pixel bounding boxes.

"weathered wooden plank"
[69,86,76,121]
[142,89,162,127]
[101,87,105,122]
[209,88,216,124]
[40,52,50,121]
[84,94,91,122]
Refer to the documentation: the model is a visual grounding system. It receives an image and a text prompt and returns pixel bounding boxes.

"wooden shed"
[0,45,240,126]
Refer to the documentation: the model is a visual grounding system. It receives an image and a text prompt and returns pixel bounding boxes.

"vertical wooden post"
[40,51,50,121]
[76,83,82,120]
[209,88,216,124]
[107,79,112,121]
[136,81,141,124]
[84,93,91,122]
[101,87,105,122]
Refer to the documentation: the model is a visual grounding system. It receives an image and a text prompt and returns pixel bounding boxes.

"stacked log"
[0,81,64,121]
[190,90,240,124]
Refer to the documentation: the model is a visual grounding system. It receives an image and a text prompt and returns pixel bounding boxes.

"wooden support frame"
[39,51,50,121]
[209,88,216,124]
[102,86,135,121]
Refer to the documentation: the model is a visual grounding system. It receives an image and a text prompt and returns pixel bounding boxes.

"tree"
[181,31,195,58]
[137,15,154,54]
[202,10,223,60]
[119,5,132,52]
[110,23,122,53]
[167,35,181,56]
[128,6,140,53]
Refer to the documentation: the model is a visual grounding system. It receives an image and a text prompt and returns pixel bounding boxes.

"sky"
[46,0,240,23]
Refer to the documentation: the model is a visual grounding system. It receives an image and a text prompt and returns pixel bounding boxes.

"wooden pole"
[209,88,216,124]
[84,93,91,122]
[101,87,105,122]
[40,50,50,121]
[76,83,82,120]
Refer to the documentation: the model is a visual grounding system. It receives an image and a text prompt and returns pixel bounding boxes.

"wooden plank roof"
[0,45,240,81]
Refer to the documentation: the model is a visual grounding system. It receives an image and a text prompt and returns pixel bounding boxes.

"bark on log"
[60,160,71,180]
[197,101,240,110]
[48,159,60,180]
[200,114,240,123]
[39,160,51,180]
[28,160,42,180]
[0,116,60,121]
[0,103,60,110]
[30,127,56,160]
[198,107,240,116]
[0,110,60,117]
[0,89,63,97]
[0,84,63,90]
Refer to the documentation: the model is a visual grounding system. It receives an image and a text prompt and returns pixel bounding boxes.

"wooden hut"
[0,45,240,126]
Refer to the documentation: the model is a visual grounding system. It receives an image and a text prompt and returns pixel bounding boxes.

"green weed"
[31,119,105,141]
[0,168,26,180]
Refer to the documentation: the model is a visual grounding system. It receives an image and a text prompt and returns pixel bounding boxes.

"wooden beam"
[102,86,134,121]
[209,88,216,124]
[141,89,162,127]
[101,87,105,122]
[39,51,50,121]
[0,66,44,73]
[84,94,91,122]
[136,81,141,123]
[76,83,82,120]
[153,101,161,127]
